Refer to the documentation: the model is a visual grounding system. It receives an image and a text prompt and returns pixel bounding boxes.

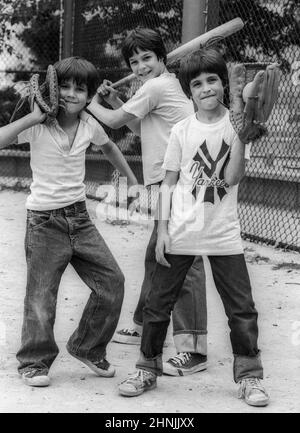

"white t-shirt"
[17,111,109,210]
[162,111,251,256]
[122,72,194,186]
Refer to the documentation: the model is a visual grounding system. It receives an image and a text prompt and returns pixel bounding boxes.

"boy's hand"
[30,102,47,124]
[228,63,280,144]
[97,80,119,106]
[155,231,171,268]
[10,64,59,124]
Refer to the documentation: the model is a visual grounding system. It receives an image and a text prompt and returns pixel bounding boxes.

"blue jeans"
[17,201,124,373]
[133,221,207,354]
[136,254,263,383]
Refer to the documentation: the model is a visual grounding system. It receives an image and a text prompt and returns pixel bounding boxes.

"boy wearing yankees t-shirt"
[118,48,269,407]
[88,28,208,375]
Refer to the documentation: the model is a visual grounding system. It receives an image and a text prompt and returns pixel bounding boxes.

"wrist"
[23,112,40,127]
[157,221,168,234]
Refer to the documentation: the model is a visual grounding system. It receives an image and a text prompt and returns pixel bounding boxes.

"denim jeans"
[17,201,124,373]
[136,254,263,382]
[133,220,207,355]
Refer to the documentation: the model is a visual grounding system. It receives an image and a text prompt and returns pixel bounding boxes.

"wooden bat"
[111,17,244,88]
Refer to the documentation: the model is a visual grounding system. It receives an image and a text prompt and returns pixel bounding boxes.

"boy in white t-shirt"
[0,57,138,387]
[118,49,270,407]
[87,28,208,376]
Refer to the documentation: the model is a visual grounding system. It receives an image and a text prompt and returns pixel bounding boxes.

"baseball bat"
[111,17,244,88]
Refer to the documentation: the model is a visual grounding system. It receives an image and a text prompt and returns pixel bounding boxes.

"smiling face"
[59,78,89,115]
[189,72,224,113]
[128,48,166,83]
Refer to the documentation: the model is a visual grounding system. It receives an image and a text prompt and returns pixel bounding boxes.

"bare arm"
[0,104,46,149]
[88,81,141,135]
[224,137,247,186]
[0,103,46,149]
[156,170,179,267]
[101,139,138,187]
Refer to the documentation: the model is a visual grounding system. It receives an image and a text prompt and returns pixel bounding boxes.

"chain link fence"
[0,0,61,187]
[0,0,299,250]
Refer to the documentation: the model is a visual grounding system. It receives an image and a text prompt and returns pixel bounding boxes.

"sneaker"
[163,352,207,376]
[119,369,157,397]
[69,352,115,377]
[113,327,168,346]
[21,368,50,387]
[113,327,142,345]
[238,377,270,407]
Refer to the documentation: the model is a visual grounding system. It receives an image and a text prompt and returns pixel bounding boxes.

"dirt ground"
[0,189,300,413]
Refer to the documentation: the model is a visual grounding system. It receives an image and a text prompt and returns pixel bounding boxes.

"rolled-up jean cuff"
[173,332,207,355]
[233,352,263,383]
[136,351,162,376]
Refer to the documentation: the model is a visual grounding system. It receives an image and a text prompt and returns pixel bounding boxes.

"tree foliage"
[0,0,60,68]
[1,0,299,72]
[219,0,300,71]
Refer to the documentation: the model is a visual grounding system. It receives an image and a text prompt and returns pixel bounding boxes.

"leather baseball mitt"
[228,63,280,144]
[10,64,59,124]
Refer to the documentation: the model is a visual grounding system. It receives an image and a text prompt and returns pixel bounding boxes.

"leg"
[137,254,195,375]
[172,255,207,353]
[119,254,195,397]
[133,221,158,326]
[113,221,159,344]
[208,255,268,406]
[208,254,262,380]
[17,211,71,373]
[66,211,124,363]
[138,231,208,353]
[163,256,208,376]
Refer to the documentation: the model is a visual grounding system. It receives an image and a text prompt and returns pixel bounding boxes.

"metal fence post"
[61,0,75,59]
[181,0,207,43]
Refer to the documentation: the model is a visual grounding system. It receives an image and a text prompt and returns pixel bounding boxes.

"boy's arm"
[224,136,247,186]
[101,139,138,187]
[0,103,46,149]
[156,170,179,267]
[96,80,141,136]
[87,87,141,135]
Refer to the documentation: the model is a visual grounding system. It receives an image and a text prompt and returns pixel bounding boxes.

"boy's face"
[189,72,224,112]
[128,48,165,83]
[59,79,89,115]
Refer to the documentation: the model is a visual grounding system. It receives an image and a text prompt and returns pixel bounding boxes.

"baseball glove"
[228,63,280,144]
[10,64,59,124]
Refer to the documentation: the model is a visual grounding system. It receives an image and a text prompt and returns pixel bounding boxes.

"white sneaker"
[238,377,270,407]
[21,368,50,387]
[119,369,157,397]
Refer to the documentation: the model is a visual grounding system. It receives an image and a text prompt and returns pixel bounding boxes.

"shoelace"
[169,352,191,366]
[244,377,265,391]
[23,368,48,378]
[122,369,154,385]
[94,358,109,370]
[239,377,268,398]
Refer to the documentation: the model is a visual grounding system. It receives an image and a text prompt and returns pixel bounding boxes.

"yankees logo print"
[190,139,230,204]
